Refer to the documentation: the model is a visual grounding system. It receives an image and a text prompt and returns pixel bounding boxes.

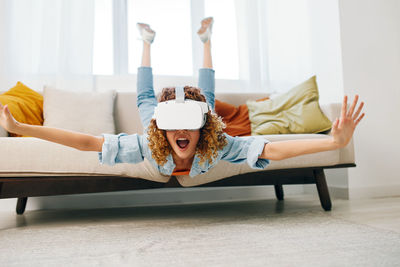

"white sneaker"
[197,17,214,43]
[137,23,156,44]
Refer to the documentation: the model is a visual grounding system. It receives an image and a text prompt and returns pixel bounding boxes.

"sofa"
[0,92,355,214]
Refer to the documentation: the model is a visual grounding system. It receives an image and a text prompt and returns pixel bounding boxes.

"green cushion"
[247,76,332,135]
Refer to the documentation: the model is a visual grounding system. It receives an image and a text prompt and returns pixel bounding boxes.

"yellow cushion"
[247,76,332,135]
[0,82,43,137]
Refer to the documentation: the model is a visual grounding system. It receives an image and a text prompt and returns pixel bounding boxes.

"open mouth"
[176,138,190,149]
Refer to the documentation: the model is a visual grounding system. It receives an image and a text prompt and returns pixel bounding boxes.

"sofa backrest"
[114,92,142,134]
[114,92,268,134]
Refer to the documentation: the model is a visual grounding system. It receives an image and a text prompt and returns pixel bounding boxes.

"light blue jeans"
[136,67,215,131]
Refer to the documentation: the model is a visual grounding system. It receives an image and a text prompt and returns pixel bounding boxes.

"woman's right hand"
[0,103,19,134]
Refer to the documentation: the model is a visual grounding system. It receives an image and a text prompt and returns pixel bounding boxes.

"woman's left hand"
[331,95,365,148]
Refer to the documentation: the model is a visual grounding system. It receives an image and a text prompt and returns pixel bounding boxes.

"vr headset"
[153,86,210,130]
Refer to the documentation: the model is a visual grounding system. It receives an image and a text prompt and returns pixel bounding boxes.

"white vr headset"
[153,86,210,130]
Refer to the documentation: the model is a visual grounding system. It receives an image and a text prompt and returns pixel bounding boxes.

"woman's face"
[166,129,200,160]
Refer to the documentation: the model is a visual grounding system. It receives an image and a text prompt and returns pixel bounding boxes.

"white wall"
[338,0,400,198]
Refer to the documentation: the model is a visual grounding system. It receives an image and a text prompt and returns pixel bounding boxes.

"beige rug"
[1,201,400,267]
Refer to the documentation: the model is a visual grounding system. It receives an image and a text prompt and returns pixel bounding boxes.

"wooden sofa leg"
[16,197,28,215]
[314,169,332,211]
[274,185,284,200]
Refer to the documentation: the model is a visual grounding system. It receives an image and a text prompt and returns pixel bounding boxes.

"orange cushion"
[0,82,43,137]
[215,97,269,137]
[171,170,191,176]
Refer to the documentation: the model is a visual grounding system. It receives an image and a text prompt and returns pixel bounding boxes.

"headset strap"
[175,86,185,103]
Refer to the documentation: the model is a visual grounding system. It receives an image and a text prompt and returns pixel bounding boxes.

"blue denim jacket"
[98,67,269,177]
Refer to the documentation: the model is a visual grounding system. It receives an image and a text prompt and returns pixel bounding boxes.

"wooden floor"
[1,194,400,233]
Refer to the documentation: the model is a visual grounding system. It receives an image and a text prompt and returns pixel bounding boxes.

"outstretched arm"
[260,95,365,161]
[0,103,104,152]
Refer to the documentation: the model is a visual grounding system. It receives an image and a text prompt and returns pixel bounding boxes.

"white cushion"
[43,86,116,135]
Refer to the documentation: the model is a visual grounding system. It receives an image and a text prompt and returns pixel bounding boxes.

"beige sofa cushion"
[43,87,116,135]
[0,98,354,186]
[176,134,342,187]
[0,92,354,187]
[0,133,351,188]
[0,137,169,183]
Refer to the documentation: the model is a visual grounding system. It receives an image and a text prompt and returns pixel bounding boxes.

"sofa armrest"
[320,102,355,164]
[320,103,341,123]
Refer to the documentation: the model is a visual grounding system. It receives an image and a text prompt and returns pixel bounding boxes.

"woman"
[0,18,365,178]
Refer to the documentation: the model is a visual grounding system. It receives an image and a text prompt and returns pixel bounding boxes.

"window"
[92,0,319,94]
[93,0,239,79]
[204,0,239,79]
[93,0,113,75]
[127,0,192,76]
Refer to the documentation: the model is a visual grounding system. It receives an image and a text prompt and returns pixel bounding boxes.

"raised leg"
[136,23,157,129]
[197,17,216,110]
[203,40,212,69]
[198,17,213,69]
[16,197,28,215]
[141,41,151,67]
[274,184,284,200]
[137,22,155,67]
[314,169,332,211]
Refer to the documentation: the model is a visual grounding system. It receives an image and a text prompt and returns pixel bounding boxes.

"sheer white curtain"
[0,0,319,94]
[234,0,314,94]
[0,0,95,92]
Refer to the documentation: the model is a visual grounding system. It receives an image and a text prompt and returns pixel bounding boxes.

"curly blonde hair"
[147,86,227,166]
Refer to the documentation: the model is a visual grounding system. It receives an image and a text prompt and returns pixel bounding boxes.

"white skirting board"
[304,183,400,200]
[303,184,349,199]
[348,184,400,199]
